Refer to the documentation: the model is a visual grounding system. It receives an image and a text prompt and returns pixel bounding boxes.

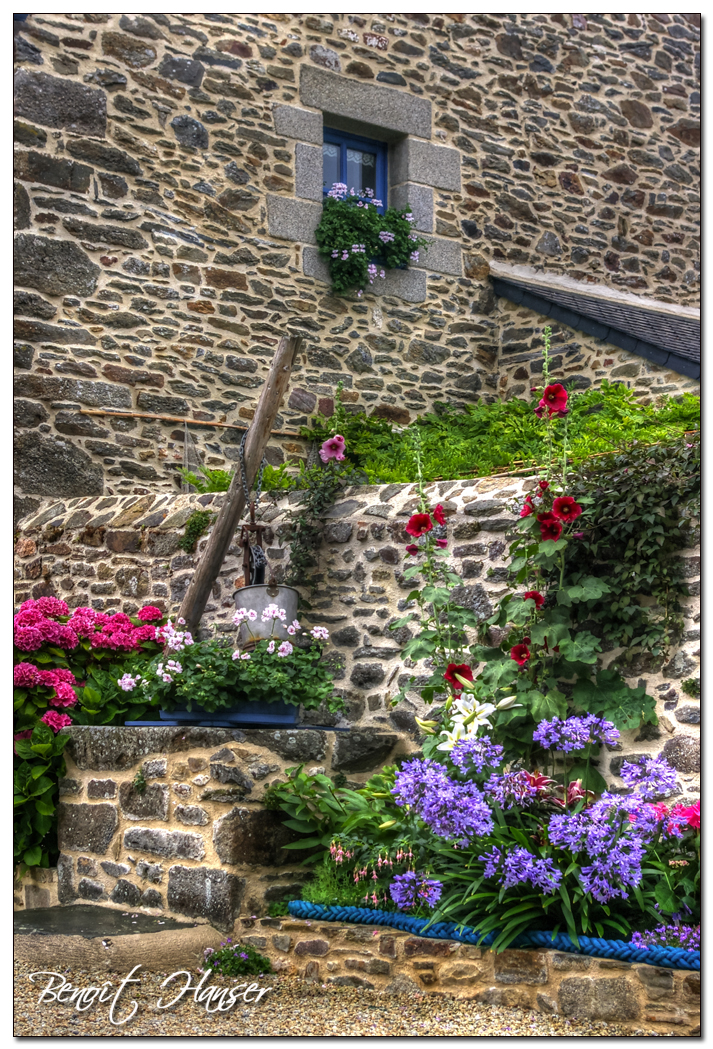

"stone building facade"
[14,12,700,517]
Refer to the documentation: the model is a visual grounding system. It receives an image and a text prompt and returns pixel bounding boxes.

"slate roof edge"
[491,278,700,381]
[488,261,700,322]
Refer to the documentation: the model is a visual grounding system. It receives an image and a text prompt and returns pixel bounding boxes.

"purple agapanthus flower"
[533,714,620,752]
[450,734,504,775]
[389,870,442,910]
[484,770,538,810]
[478,846,562,895]
[619,756,677,799]
[392,758,493,845]
[548,801,649,903]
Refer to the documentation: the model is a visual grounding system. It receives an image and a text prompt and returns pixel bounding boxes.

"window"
[322,128,387,211]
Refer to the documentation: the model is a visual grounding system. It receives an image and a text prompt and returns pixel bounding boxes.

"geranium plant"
[121,609,344,715]
[315,183,430,297]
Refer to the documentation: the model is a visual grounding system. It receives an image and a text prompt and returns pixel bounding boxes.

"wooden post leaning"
[178,334,303,636]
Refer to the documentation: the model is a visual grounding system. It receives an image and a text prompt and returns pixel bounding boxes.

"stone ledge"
[303,248,428,303]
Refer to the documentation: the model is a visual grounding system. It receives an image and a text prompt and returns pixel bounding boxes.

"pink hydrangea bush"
[14,598,170,870]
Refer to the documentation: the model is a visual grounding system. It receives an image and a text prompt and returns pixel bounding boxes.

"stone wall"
[14,477,700,801]
[14,12,700,510]
[211,917,700,1035]
[15,725,415,923]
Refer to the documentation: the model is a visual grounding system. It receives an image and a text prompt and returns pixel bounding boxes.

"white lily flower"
[453,694,497,728]
[435,720,471,752]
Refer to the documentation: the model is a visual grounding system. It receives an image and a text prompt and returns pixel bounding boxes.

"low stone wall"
[227,916,700,1035]
[14,725,416,925]
[14,478,701,798]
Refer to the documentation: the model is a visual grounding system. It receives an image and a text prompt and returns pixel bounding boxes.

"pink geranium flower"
[319,434,346,462]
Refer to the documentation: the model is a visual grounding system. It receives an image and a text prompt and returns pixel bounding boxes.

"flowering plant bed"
[315,183,430,297]
[122,607,344,716]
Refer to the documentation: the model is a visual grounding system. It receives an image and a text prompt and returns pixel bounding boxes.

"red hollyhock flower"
[523,590,545,609]
[552,496,582,522]
[510,643,531,666]
[406,513,433,538]
[533,403,547,419]
[538,479,549,491]
[444,663,473,690]
[405,544,419,556]
[537,512,563,541]
[432,504,446,526]
[520,495,535,518]
[541,383,568,413]
[435,538,448,548]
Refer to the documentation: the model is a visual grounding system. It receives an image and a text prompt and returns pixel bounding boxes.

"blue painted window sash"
[323,127,387,213]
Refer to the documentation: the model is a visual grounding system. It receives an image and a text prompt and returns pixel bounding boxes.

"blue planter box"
[158,698,299,728]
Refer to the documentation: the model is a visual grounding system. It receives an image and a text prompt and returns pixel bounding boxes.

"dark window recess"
[323,128,387,211]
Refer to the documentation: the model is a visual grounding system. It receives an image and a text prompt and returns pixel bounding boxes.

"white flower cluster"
[117,673,141,692]
[436,694,521,752]
[233,607,258,625]
[261,604,287,623]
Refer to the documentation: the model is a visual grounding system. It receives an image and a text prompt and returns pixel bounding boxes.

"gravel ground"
[14,960,659,1038]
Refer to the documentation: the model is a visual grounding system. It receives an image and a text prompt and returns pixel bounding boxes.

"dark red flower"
[520,495,535,518]
[523,590,545,609]
[444,663,473,691]
[537,512,563,541]
[552,496,582,522]
[538,479,549,491]
[406,513,433,538]
[510,644,531,666]
[541,383,568,413]
[432,504,446,526]
[533,403,547,419]
[435,537,448,548]
[405,544,419,556]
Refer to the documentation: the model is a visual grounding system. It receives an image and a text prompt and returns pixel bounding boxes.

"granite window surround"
[268,68,463,299]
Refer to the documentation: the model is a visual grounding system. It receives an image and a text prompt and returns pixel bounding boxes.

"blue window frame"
[323,128,387,212]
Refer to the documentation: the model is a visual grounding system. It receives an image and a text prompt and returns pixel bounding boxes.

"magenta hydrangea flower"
[137,605,164,622]
[14,663,40,688]
[319,434,346,463]
[41,710,73,733]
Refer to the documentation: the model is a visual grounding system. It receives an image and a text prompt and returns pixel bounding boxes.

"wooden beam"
[178,334,303,635]
[78,408,309,440]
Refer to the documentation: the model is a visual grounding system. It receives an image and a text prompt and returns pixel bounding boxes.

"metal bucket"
[233,583,300,649]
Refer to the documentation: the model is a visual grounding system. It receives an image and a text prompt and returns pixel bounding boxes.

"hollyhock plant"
[537,512,563,542]
[405,544,419,556]
[432,504,446,526]
[552,496,583,522]
[319,434,346,463]
[540,383,568,415]
[510,643,531,666]
[444,663,473,691]
[405,513,433,538]
[522,590,545,609]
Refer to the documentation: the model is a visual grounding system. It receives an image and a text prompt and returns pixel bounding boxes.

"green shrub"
[681,678,700,698]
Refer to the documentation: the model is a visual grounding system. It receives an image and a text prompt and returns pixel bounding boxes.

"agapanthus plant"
[387,728,698,952]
